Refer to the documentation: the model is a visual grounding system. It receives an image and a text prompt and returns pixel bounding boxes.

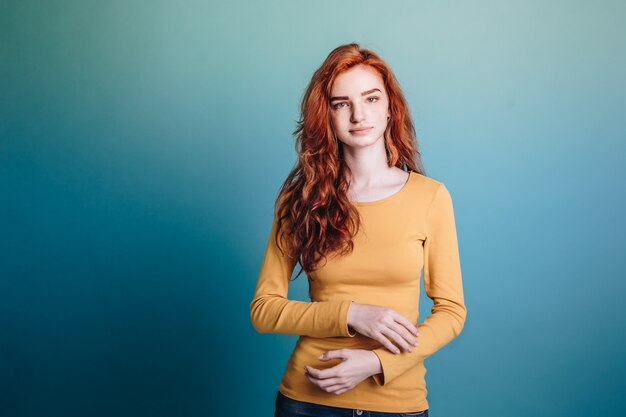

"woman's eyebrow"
[330,88,381,102]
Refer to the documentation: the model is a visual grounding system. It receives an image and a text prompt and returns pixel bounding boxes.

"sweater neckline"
[350,170,414,207]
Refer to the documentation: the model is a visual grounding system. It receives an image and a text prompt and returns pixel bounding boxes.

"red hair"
[274,42,425,279]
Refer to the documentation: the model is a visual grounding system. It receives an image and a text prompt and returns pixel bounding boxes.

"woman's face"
[329,65,390,149]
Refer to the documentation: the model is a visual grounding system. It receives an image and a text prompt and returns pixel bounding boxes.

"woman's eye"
[333,97,379,109]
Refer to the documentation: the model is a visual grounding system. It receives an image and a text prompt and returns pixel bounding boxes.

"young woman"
[250,43,467,417]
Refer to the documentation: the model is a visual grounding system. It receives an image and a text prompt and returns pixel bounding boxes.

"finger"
[314,377,343,389]
[305,365,338,380]
[391,312,420,337]
[304,370,328,384]
[304,372,323,389]
[320,349,348,361]
[305,372,343,394]
[333,386,350,395]
[325,383,347,394]
[380,326,413,353]
[372,331,401,354]
[389,321,419,348]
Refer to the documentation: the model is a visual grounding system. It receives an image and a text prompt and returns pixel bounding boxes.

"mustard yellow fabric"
[250,171,467,413]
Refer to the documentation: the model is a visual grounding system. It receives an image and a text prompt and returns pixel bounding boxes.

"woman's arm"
[250,214,357,338]
[370,183,467,386]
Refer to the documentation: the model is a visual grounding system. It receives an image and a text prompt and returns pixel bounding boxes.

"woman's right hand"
[346,303,420,354]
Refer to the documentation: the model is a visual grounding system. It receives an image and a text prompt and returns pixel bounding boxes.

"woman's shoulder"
[409,171,446,197]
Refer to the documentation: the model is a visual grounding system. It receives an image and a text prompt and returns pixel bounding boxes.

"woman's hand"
[347,303,420,354]
[304,349,381,395]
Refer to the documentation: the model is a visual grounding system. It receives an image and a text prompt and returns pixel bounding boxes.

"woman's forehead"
[331,66,385,95]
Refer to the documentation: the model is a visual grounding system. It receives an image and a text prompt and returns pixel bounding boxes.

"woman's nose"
[351,104,365,123]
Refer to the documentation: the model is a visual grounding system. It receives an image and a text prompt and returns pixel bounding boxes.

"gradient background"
[2,1,625,416]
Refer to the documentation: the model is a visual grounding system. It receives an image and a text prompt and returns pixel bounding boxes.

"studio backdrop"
[1,1,625,416]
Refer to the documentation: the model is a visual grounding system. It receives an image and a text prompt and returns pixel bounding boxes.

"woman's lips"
[350,127,373,135]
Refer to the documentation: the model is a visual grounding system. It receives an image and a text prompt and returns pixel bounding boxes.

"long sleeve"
[249,213,357,338]
[371,183,467,386]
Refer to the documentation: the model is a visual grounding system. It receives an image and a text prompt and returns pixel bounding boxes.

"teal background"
[2,1,625,416]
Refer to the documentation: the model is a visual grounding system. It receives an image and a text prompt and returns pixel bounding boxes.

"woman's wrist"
[368,350,383,376]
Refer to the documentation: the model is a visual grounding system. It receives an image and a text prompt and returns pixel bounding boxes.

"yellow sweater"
[250,171,467,413]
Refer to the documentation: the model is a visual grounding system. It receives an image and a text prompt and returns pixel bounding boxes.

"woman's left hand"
[304,349,381,395]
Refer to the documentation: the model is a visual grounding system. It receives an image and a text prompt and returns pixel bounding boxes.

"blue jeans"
[274,391,429,417]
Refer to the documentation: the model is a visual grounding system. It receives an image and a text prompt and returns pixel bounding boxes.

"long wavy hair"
[274,42,425,280]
